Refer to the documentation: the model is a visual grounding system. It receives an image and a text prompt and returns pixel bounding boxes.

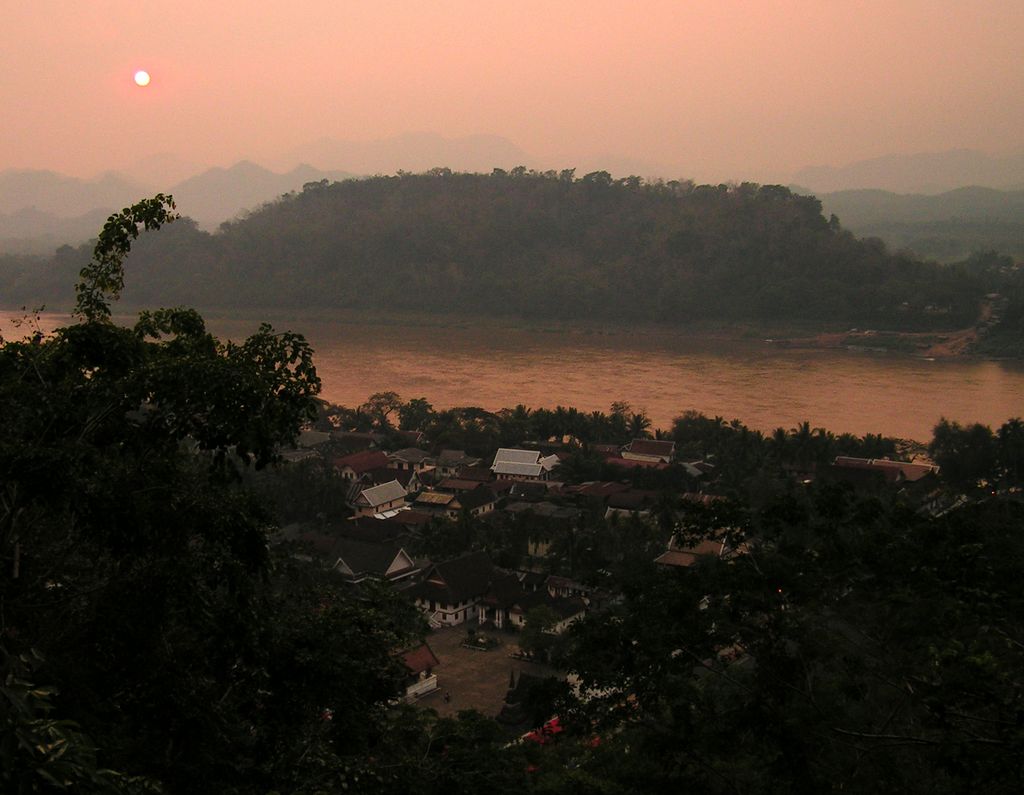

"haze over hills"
[816,187,1024,262]
[819,187,1024,225]
[792,149,1024,195]
[0,170,149,217]
[0,207,114,256]
[120,152,210,189]
[0,162,359,253]
[4,141,1024,261]
[168,162,357,228]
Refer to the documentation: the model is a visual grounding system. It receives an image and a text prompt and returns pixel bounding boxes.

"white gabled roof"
[359,479,407,507]
[493,448,543,466]
[493,462,544,477]
[492,449,560,476]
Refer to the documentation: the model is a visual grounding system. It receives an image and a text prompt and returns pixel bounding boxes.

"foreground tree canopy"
[0,199,426,792]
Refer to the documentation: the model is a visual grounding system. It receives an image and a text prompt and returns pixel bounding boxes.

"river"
[3,309,1022,442]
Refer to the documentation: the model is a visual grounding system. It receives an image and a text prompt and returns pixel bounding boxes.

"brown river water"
[4,310,1022,442]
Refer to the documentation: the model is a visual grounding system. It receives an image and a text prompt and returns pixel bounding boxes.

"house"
[290,530,418,584]
[455,465,496,483]
[297,428,332,448]
[399,643,440,701]
[478,577,586,632]
[546,575,592,601]
[333,449,390,481]
[406,551,498,626]
[604,456,669,472]
[604,488,658,521]
[491,448,560,481]
[386,510,435,533]
[434,450,482,477]
[832,456,940,484]
[654,532,746,569]
[413,490,458,515]
[327,537,419,584]
[388,448,433,472]
[412,485,497,519]
[351,479,408,517]
[365,466,424,493]
[437,477,484,493]
[456,485,498,518]
[279,447,320,463]
[565,481,632,501]
[622,439,676,464]
[392,429,426,448]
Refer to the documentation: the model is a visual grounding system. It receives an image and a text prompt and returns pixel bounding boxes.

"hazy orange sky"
[3,0,1022,182]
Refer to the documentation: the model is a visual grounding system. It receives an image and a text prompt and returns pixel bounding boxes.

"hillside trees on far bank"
[0,171,1002,333]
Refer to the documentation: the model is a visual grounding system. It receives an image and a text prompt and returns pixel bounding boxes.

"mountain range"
[0,162,358,254]
[3,143,1024,258]
[792,149,1024,195]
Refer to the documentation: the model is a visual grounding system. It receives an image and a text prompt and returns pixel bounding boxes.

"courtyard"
[414,623,558,718]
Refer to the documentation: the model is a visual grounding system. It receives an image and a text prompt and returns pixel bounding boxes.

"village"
[267,399,953,729]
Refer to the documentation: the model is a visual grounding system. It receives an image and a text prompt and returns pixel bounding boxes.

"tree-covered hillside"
[0,170,998,330]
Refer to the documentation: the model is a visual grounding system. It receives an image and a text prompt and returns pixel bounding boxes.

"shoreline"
[0,303,1011,362]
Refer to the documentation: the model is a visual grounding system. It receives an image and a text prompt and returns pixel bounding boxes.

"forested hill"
[0,170,1004,330]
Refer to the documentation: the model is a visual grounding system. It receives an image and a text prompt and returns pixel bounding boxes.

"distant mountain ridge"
[820,186,1024,226]
[0,162,359,252]
[0,170,148,217]
[169,161,357,228]
[5,144,1024,258]
[817,187,1024,262]
[793,149,1024,194]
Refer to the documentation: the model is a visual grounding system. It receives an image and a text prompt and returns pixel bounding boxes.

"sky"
[3,0,1023,183]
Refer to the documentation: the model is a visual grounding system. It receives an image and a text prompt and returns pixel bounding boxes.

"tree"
[930,417,997,488]
[0,199,424,792]
[399,396,434,431]
[627,411,652,439]
[558,488,1024,792]
[362,390,403,429]
[519,606,560,661]
[996,417,1024,486]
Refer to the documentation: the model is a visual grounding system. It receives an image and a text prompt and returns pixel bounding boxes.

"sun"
[133,70,151,87]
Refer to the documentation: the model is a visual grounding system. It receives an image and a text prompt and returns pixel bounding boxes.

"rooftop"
[357,479,408,507]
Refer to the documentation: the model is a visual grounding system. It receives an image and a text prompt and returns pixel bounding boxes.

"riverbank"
[4,301,1000,359]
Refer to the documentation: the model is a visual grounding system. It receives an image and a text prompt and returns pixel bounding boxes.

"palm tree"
[628,411,652,439]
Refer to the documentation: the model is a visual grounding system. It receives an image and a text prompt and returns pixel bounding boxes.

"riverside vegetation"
[2,200,1023,793]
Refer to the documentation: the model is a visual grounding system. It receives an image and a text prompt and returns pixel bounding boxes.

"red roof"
[605,457,669,470]
[627,439,675,457]
[401,643,440,675]
[333,449,389,475]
